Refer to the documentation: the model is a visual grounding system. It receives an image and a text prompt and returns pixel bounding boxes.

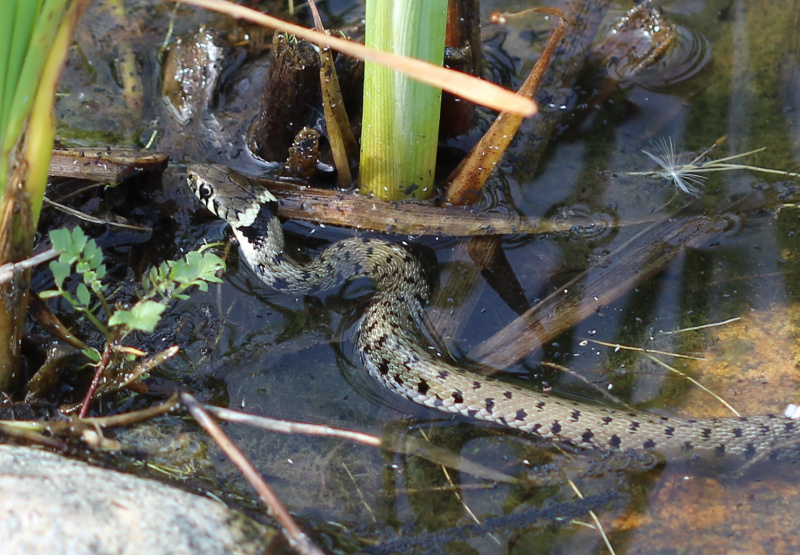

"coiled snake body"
[188,164,799,459]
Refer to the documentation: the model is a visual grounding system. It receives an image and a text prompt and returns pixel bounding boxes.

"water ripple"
[632,24,713,92]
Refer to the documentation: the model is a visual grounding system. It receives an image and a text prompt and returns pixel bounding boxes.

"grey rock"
[0,445,274,554]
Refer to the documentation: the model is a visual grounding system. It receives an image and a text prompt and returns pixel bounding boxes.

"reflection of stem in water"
[472,201,719,368]
[473,183,800,368]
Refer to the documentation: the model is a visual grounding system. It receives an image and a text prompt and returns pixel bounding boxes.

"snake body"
[187,164,799,458]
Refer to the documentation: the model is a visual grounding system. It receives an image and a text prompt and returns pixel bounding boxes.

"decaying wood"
[49,148,168,182]
[249,32,321,162]
[262,177,641,236]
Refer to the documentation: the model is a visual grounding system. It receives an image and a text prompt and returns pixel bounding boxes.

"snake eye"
[197,182,214,201]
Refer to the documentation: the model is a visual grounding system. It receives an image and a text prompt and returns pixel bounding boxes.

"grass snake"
[187,163,799,459]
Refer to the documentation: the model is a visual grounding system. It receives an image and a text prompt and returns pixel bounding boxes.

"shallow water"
[53,0,800,552]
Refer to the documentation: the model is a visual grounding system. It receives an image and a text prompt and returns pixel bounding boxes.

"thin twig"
[540,361,631,409]
[63,346,180,415]
[0,248,59,284]
[43,197,151,231]
[0,420,69,451]
[644,354,740,417]
[1,397,182,445]
[567,478,616,555]
[78,343,113,419]
[658,317,741,335]
[82,394,182,427]
[180,393,324,555]
[586,339,706,360]
[205,405,381,445]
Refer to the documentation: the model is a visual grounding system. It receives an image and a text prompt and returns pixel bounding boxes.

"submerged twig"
[341,461,376,523]
[418,427,503,546]
[43,197,151,231]
[471,204,724,368]
[540,361,631,409]
[567,478,616,555]
[644,354,740,417]
[584,338,738,416]
[440,460,502,546]
[206,405,381,445]
[180,393,324,555]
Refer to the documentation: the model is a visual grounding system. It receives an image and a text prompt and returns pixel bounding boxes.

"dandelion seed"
[641,137,708,196]
[628,136,800,197]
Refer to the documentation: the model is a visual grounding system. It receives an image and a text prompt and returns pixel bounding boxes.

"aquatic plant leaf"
[109,300,167,333]
[49,260,70,290]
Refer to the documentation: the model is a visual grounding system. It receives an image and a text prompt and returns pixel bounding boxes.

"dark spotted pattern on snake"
[187,163,799,459]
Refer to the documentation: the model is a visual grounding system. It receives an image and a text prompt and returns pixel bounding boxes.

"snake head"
[186,164,278,227]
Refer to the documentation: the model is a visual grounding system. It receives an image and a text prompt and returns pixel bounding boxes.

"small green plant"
[40,227,225,363]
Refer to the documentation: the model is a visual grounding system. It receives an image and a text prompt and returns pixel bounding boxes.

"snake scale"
[187,164,799,459]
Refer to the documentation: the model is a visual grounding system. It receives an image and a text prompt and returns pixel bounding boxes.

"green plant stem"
[359,0,448,200]
[55,286,112,339]
[91,284,112,322]
[66,294,111,339]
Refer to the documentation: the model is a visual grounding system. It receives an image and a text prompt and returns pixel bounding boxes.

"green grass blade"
[1,1,43,137]
[359,0,448,200]
[25,0,89,222]
[0,2,20,137]
[2,0,66,156]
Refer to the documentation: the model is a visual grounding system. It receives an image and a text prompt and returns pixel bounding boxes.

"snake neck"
[234,208,430,304]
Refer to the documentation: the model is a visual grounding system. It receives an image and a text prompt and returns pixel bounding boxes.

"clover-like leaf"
[109,300,167,333]
[83,240,104,271]
[51,227,88,264]
[50,228,75,259]
[76,283,91,307]
[49,260,72,290]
